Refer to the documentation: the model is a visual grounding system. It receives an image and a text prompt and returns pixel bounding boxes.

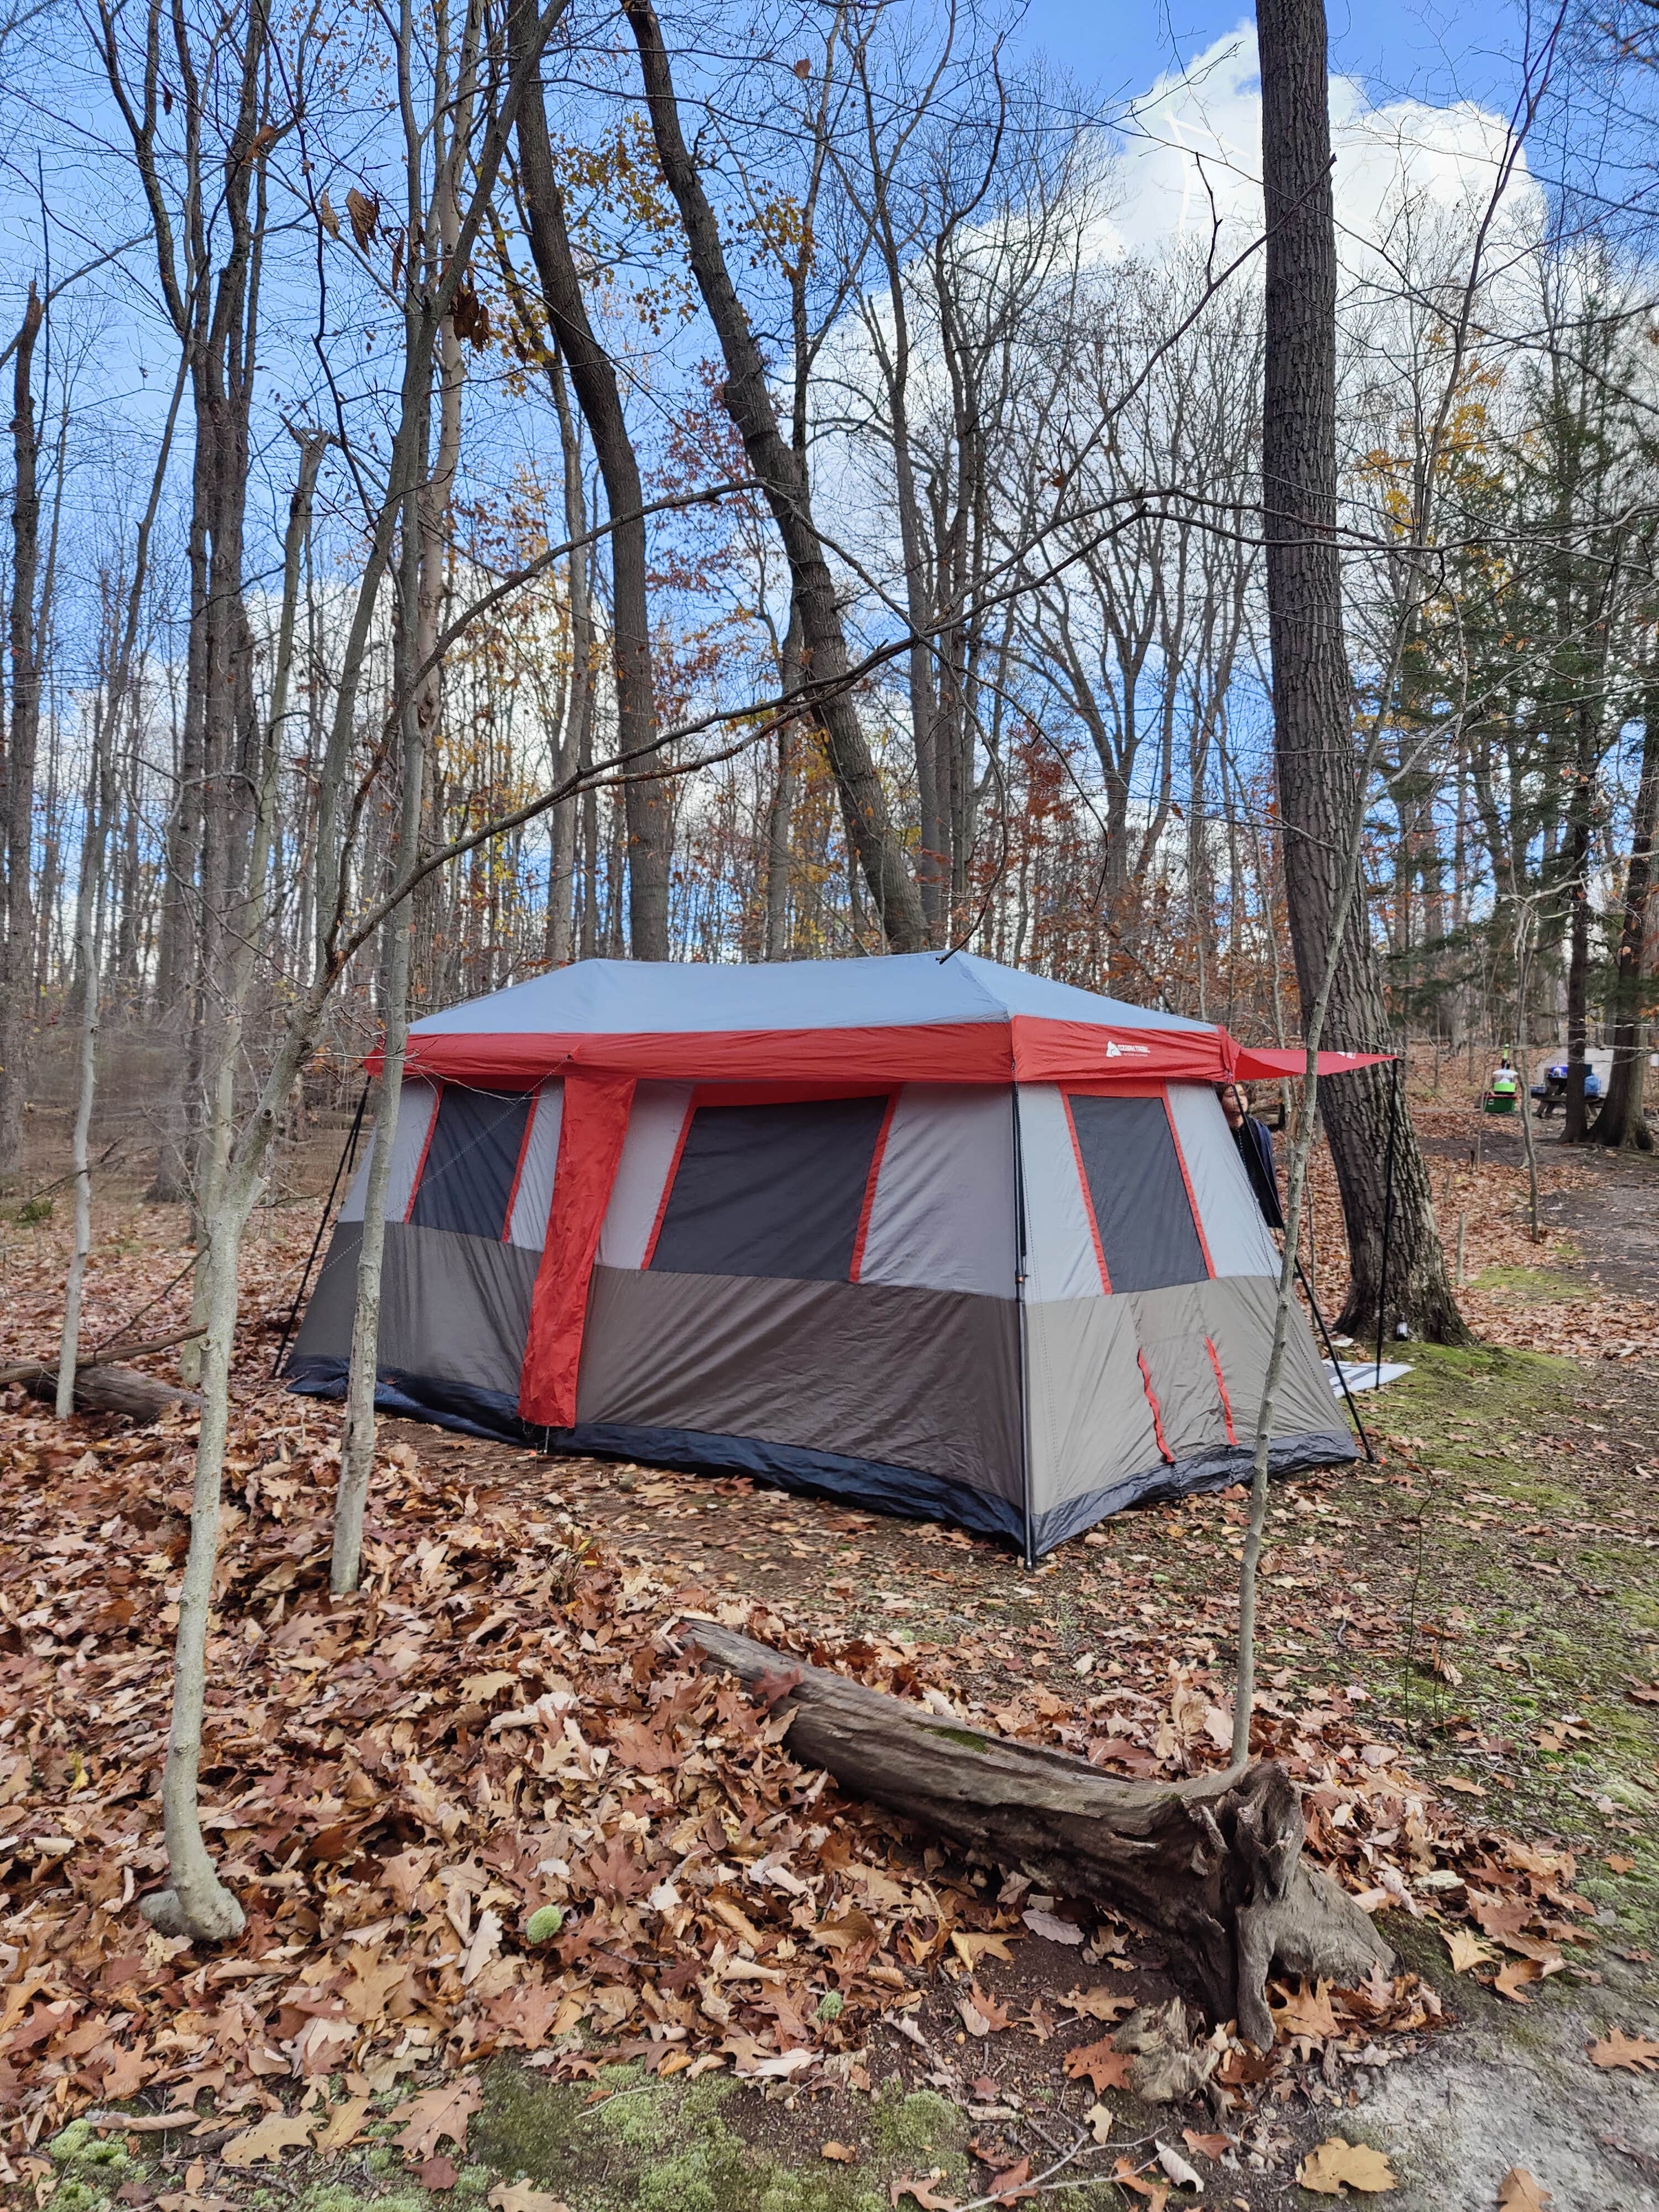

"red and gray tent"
[287,954,1379,1557]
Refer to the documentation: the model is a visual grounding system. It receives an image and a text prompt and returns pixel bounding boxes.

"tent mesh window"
[407,1086,532,1239]
[649,1095,889,1281]
[1066,1093,1209,1293]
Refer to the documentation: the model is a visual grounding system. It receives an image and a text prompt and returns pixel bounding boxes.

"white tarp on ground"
[1327,1359,1413,1395]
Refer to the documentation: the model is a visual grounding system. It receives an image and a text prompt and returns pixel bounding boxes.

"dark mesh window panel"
[1067,1093,1208,1293]
[649,1097,888,1282]
[408,1087,531,1239]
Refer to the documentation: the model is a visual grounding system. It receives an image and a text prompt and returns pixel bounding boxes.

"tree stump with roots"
[681,1620,1392,2050]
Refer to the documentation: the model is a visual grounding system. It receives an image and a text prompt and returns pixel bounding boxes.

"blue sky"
[1006,0,1521,117]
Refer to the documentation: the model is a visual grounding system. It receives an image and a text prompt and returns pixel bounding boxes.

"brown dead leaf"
[1494,1958,1542,2004]
[345,186,379,246]
[956,1981,1011,2036]
[487,2185,572,2212]
[1587,2026,1659,2072]
[1021,1907,1084,1944]
[1112,2157,1170,2209]
[221,2115,314,2168]
[821,2143,858,2163]
[889,2179,960,2211]
[1062,2037,1135,2092]
[949,1932,1017,1970]
[1604,1855,1636,1874]
[985,2156,1033,2204]
[1296,2137,1398,2193]
[414,2156,460,2191]
[708,1892,766,1947]
[1181,2130,1229,2159]
[1272,1979,1340,2038]
[392,2077,483,2161]
[816,1906,878,1953]
[751,1664,805,1711]
[311,2096,371,2154]
[1496,2170,1550,2211]
[1444,1928,1493,1974]
[1062,1986,1134,2022]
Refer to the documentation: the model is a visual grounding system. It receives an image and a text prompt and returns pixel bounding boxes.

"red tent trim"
[518,1070,635,1428]
[368,1016,1390,1094]
[1228,1046,1394,1082]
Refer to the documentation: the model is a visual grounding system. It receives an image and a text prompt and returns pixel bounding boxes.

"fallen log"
[9,1361,199,1420]
[1,1327,203,1420]
[682,1619,1392,2049]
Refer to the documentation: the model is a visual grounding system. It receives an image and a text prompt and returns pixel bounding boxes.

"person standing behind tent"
[1219,1082,1285,1230]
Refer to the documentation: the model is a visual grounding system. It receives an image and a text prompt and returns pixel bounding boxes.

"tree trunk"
[0,283,43,1186]
[684,1622,1392,2052]
[334,61,457,1591]
[139,1196,249,1942]
[763,607,804,959]
[1562,684,1601,1144]
[544,347,589,969]
[1257,0,1468,1344]
[333,497,427,1596]
[1595,693,1657,1150]
[56,701,113,1415]
[622,0,926,954]
[509,15,671,961]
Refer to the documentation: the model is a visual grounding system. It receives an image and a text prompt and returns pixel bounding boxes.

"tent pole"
[1296,1256,1375,1462]
[269,1081,369,1381]
[1011,1087,1035,1569]
[1375,1053,1402,1387]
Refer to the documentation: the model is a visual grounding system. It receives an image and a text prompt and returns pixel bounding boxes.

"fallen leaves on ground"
[1296,2135,1399,2193]
[219,2113,314,2168]
[391,2076,483,2159]
[0,1175,1624,2168]
[1443,1928,1493,1974]
[890,2178,959,2211]
[1497,2169,1550,2210]
[0,1364,1497,2157]
[1154,2138,1202,2189]
[1061,2036,1135,2092]
[1494,1958,1544,2002]
[1587,2026,1659,2072]
[487,2182,572,2212]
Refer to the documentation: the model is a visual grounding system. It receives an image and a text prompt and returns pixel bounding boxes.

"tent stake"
[1375,1054,1402,1387]
[269,1081,369,1380]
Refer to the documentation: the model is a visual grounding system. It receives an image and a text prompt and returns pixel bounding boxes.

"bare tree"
[624,0,926,952]
[1258,0,1468,1344]
[0,281,42,1182]
[510,1,670,959]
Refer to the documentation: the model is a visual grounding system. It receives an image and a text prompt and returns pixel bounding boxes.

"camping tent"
[287,953,1376,1558]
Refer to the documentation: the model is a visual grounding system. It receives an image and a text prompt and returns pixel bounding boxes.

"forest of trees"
[0,0,1655,1991]
[0,0,1657,1304]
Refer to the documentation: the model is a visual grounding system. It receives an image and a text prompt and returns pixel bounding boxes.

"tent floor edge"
[282,1358,1026,1546]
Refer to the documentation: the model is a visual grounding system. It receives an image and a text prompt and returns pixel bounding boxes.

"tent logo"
[1103,1041,1151,1058]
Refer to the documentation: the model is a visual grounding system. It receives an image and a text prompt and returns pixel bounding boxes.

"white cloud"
[1093,25,1543,267]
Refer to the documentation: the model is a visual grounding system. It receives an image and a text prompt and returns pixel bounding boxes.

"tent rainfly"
[287,954,1382,1559]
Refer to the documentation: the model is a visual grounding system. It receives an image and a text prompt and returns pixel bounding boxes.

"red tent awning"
[1228,1046,1394,1082]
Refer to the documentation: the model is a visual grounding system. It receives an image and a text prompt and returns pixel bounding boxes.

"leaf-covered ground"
[2,1093,1658,2210]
